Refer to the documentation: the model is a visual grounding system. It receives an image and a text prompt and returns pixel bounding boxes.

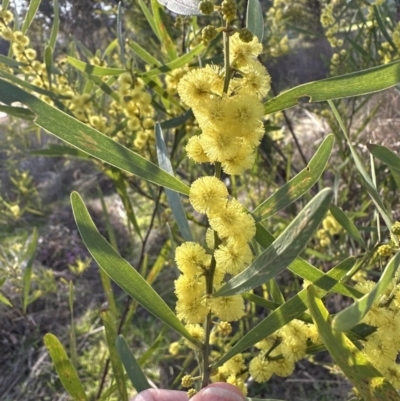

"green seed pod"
[391,221,400,236]
[202,25,217,44]
[220,0,237,22]
[199,0,214,15]
[238,27,254,43]
[378,244,394,257]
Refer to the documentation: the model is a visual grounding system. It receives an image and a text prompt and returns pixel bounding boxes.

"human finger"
[191,383,246,401]
[131,388,189,401]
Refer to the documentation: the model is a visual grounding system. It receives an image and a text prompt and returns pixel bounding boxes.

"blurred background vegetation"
[1,0,400,400]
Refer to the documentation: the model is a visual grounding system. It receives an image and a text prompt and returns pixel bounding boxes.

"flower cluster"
[316,211,341,247]
[356,276,400,389]
[174,176,256,328]
[248,319,320,383]
[178,32,270,175]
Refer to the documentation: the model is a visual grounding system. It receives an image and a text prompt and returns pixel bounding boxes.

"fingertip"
[131,389,189,401]
[191,383,246,401]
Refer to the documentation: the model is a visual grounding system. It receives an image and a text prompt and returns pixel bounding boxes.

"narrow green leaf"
[155,123,192,241]
[254,223,362,298]
[138,0,161,41]
[71,192,199,347]
[30,144,90,159]
[0,69,68,104]
[116,335,151,392]
[253,134,334,221]
[2,0,10,10]
[264,60,400,114]
[129,39,162,67]
[333,251,400,332]
[212,257,356,369]
[246,0,264,43]
[0,79,189,195]
[142,76,182,108]
[0,54,28,67]
[67,56,126,76]
[374,6,397,52]
[87,74,119,101]
[0,104,34,120]
[151,0,177,60]
[21,0,41,34]
[307,285,400,400]
[22,228,38,314]
[160,109,193,129]
[141,43,205,78]
[117,2,126,66]
[215,189,333,297]
[329,204,367,249]
[69,281,77,368]
[44,45,53,88]
[367,143,400,173]
[48,0,59,50]
[43,333,88,401]
[101,309,128,401]
[328,100,393,234]
[242,293,280,311]
[0,291,12,307]
[103,38,119,58]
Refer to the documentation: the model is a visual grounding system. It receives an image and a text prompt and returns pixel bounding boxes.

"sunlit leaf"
[44,333,88,401]
[22,228,38,313]
[67,57,126,76]
[0,79,189,195]
[265,60,400,114]
[253,134,334,221]
[367,143,400,173]
[21,0,41,33]
[71,192,199,347]
[48,0,59,50]
[329,204,367,249]
[151,0,178,60]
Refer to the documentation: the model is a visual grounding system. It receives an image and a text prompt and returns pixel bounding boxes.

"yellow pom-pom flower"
[214,241,252,275]
[186,136,210,163]
[174,274,206,302]
[176,297,209,324]
[249,355,273,383]
[210,294,245,321]
[229,32,263,67]
[208,199,255,243]
[185,324,205,349]
[189,176,228,214]
[175,242,211,276]
[177,66,219,108]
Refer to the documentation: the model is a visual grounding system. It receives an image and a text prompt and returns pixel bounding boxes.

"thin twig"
[270,81,308,166]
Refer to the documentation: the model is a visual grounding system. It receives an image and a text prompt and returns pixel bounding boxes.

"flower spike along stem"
[176,3,269,392]
[201,22,231,389]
